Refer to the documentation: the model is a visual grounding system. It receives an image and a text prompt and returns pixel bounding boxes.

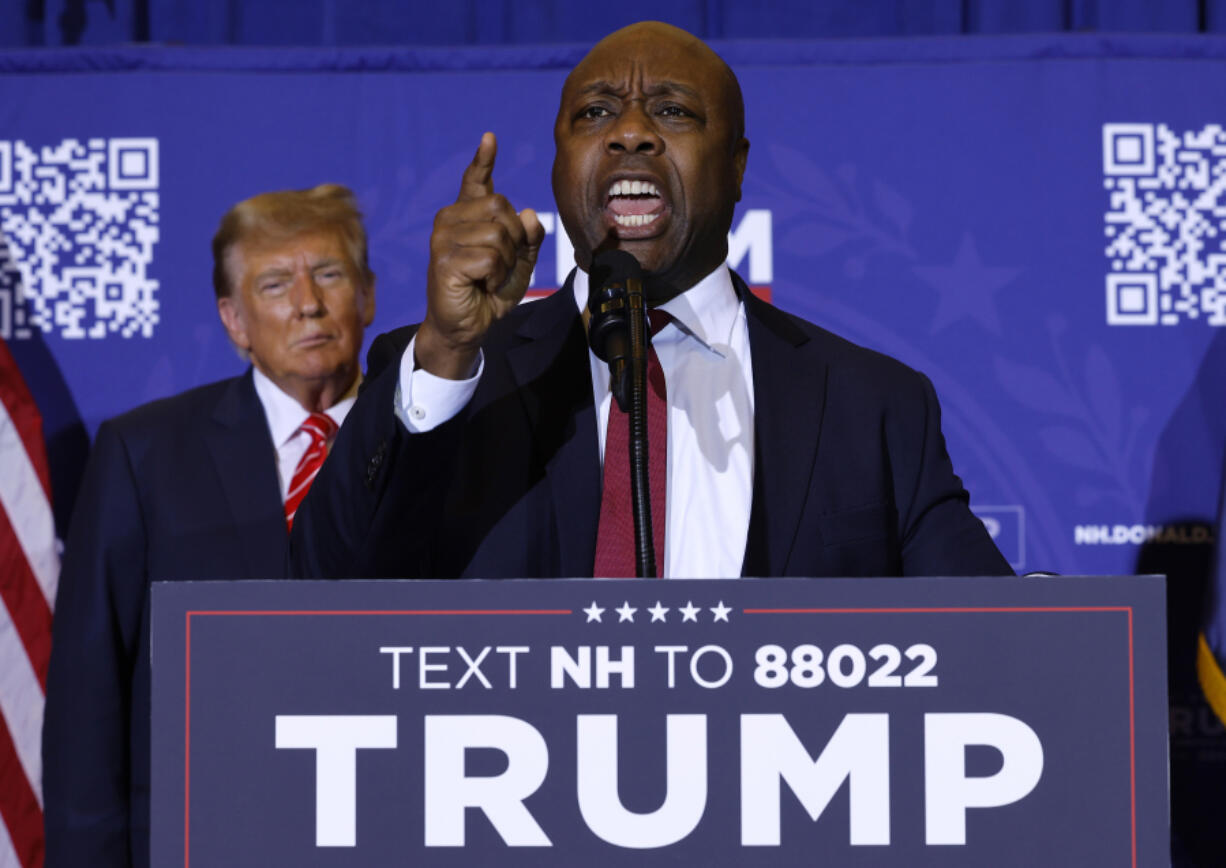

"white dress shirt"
[396,264,756,578]
[252,367,358,503]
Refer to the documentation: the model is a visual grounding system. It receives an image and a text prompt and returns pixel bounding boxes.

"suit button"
[364,440,387,490]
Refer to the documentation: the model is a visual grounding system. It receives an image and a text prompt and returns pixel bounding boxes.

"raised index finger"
[458,132,497,202]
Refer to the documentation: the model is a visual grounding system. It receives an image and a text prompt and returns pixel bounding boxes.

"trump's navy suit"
[42,369,286,868]
[291,273,1010,580]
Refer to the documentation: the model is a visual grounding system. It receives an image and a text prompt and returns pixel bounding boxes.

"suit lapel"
[505,280,601,576]
[495,274,824,578]
[740,280,827,576]
[202,370,288,578]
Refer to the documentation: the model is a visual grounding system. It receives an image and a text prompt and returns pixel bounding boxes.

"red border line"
[1128,607,1137,868]
[183,612,191,868]
[743,605,1131,614]
[180,604,1137,867]
[187,608,572,616]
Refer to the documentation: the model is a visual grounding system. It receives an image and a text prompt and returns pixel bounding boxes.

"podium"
[151,576,1168,866]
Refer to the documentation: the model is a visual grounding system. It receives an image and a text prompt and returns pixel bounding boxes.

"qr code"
[0,137,159,339]
[1103,123,1226,326]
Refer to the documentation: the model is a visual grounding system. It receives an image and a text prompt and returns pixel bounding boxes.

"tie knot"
[299,412,338,446]
[648,309,673,336]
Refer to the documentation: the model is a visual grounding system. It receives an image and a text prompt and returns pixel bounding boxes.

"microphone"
[587,249,656,577]
[587,249,644,412]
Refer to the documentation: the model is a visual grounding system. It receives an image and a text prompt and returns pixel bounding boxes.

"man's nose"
[605,103,663,155]
[289,272,326,316]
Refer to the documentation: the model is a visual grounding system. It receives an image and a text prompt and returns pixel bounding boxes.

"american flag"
[0,337,58,868]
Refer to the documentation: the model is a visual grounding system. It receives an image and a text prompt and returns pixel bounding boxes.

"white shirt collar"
[251,366,359,448]
[571,263,741,357]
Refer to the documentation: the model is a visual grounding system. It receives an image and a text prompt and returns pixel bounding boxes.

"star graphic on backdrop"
[710,601,732,622]
[583,602,605,623]
[912,233,1019,336]
[615,601,637,623]
[648,602,670,622]
[679,601,700,622]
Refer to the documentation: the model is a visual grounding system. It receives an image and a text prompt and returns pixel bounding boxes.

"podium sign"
[151,576,1168,866]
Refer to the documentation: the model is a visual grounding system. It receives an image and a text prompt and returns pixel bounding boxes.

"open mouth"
[605,179,666,229]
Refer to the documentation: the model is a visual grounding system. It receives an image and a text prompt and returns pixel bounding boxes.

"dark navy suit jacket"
[291,273,1011,580]
[42,370,286,868]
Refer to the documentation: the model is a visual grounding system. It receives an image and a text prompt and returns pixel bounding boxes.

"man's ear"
[733,137,749,203]
[217,295,251,352]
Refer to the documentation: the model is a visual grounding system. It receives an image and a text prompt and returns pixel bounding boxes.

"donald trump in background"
[43,183,376,868]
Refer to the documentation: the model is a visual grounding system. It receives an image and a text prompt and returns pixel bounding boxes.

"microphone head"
[589,249,643,291]
[587,249,643,365]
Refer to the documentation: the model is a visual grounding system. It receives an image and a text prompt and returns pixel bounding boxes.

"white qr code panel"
[0,138,159,339]
[1104,123,1226,327]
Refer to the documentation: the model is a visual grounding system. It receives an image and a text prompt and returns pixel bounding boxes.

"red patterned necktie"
[284,411,338,532]
[593,310,671,577]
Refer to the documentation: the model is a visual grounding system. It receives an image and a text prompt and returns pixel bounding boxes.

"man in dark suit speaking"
[42,185,376,868]
[291,22,1010,581]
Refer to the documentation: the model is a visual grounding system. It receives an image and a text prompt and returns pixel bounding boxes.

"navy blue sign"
[151,576,1167,866]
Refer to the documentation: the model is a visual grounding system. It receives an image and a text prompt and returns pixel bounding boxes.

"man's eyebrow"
[253,265,291,281]
[644,81,701,101]
[575,80,620,98]
[574,80,701,100]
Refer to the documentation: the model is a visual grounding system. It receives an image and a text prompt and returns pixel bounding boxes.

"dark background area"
[10,0,1226,48]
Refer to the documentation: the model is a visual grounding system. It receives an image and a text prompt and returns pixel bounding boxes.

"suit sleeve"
[290,340,468,579]
[893,373,1014,576]
[43,421,148,868]
[362,324,417,386]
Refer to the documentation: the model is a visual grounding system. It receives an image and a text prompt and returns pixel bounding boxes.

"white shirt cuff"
[395,333,483,433]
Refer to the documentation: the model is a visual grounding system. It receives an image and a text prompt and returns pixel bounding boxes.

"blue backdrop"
[2,32,1224,863]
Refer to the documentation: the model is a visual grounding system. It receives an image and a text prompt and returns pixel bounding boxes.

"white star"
[710,601,732,622]
[584,602,605,623]
[679,601,700,622]
[647,602,669,622]
[616,601,637,623]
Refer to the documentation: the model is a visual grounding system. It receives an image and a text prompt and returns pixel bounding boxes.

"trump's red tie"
[284,411,338,532]
[593,310,671,578]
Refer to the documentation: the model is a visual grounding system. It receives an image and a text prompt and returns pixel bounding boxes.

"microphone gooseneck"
[587,250,656,578]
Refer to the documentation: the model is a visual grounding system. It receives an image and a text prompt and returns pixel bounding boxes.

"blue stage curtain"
[10,0,1226,48]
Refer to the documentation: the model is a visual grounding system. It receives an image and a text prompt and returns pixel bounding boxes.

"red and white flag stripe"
[0,338,59,868]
